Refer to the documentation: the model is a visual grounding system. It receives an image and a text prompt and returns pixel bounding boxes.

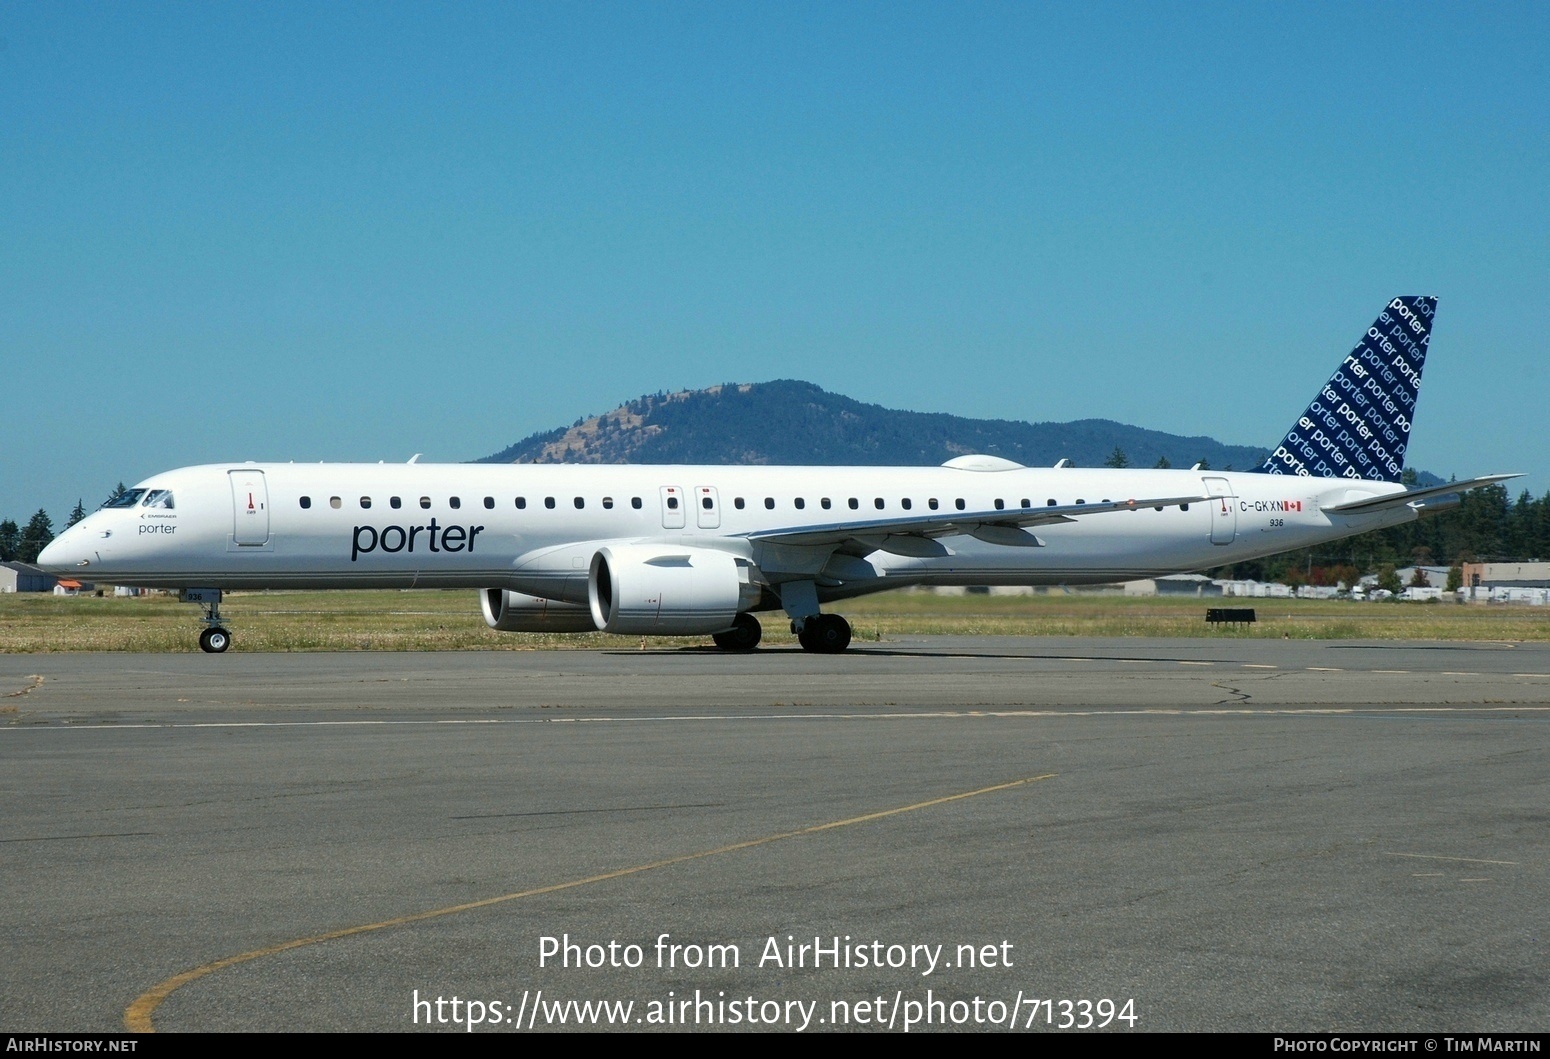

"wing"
[1321,474,1522,514]
[743,495,1211,556]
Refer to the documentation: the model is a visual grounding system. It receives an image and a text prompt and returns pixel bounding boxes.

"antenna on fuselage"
[408,454,422,464]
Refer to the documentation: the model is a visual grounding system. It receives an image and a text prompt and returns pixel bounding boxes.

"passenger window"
[1181,503,1190,512]
[848,498,859,510]
[702,497,713,509]
[874,498,884,510]
[928,498,939,510]
[391,496,403,509]
[994,499,1005,510]
[1076,498,1086,505]
[1047,499,1057,506]
[764,497,775,510]
[516,497,527,509]
[631,497,642,509]
[602,497,614,509]
[821,498,832,510]
[484,497,495,509]
[667,497,679,510]
[955,498,966,510]
[360,497,372,509]
[901,498,912,510]
[574,497,584,509]
[734,497,746,510]
[330,497,342,510]
[545,497,556,509]
[794,497,805,510]
[1021,499,1031,508]
[419,497,431,509]
[300,496,312,509]
[450,497,461,509]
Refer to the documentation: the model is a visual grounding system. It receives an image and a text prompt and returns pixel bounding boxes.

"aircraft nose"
[37,529,92,573]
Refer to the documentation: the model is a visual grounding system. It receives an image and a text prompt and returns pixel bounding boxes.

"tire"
[199,627,231,653]
[712,613,762,651]
[798,614,851,653]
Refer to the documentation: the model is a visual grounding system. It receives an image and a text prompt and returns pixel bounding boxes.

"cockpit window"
[103,489,146,509]
[142,490,175,509]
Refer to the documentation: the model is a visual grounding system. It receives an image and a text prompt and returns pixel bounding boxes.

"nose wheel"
[181,589,233,653]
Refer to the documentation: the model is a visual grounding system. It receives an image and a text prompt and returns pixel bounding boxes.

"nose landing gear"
[181,589,232,653]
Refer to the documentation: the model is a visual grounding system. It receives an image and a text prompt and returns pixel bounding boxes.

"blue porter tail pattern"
[1262,296,1435,482]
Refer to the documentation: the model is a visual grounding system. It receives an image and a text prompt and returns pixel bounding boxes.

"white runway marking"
[9,704,1550,735]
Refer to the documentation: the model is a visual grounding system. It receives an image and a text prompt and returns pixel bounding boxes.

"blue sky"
[3,2,1546,524]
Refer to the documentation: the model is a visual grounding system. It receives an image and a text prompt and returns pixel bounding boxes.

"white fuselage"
[40,462,1416,603]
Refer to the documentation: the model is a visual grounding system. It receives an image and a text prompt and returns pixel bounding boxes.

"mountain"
[476,380,1277,471]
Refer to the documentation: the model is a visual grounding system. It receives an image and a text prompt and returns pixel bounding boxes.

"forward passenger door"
[660,486,686,529]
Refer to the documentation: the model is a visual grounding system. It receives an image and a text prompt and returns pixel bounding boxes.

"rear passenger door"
[695,486,721,529]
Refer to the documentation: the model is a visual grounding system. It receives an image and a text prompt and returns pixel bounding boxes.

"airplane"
[38,296,1518,654]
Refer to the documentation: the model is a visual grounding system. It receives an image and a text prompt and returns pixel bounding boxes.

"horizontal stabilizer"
[1322,474,1522,514]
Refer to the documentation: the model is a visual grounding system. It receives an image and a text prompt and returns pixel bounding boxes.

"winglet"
[1263,297,1436,483]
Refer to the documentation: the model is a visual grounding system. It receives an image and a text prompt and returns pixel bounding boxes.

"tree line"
[0,488,117,564]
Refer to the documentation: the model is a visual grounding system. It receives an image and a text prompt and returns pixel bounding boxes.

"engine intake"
[588,545,760,635]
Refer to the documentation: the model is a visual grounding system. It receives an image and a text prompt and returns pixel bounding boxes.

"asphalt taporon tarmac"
[4,637,1548,1033]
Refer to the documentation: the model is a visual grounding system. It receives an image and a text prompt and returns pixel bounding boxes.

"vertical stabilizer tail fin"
[1262,296,1436,483]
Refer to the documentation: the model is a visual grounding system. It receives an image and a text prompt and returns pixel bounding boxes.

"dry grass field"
[0,587,1545,652]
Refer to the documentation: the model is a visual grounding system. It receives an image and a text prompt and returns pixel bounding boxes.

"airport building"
[1123,574,1220,597]
[0,561,57,593]
[1460,562,1550,605]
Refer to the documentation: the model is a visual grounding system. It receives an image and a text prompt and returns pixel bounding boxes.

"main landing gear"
[181,589,232,653]
[775,580,852,653]
[709,612,854,653]
[712,613,763,651]
[793,613,851,654]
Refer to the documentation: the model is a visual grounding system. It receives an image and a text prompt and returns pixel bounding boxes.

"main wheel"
[798,614,851,654]
[199,627,231,653]
[712,613,762,651]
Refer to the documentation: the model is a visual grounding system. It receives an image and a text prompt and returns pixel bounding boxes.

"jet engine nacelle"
[480,588,598,633]
[588,544,761,635]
